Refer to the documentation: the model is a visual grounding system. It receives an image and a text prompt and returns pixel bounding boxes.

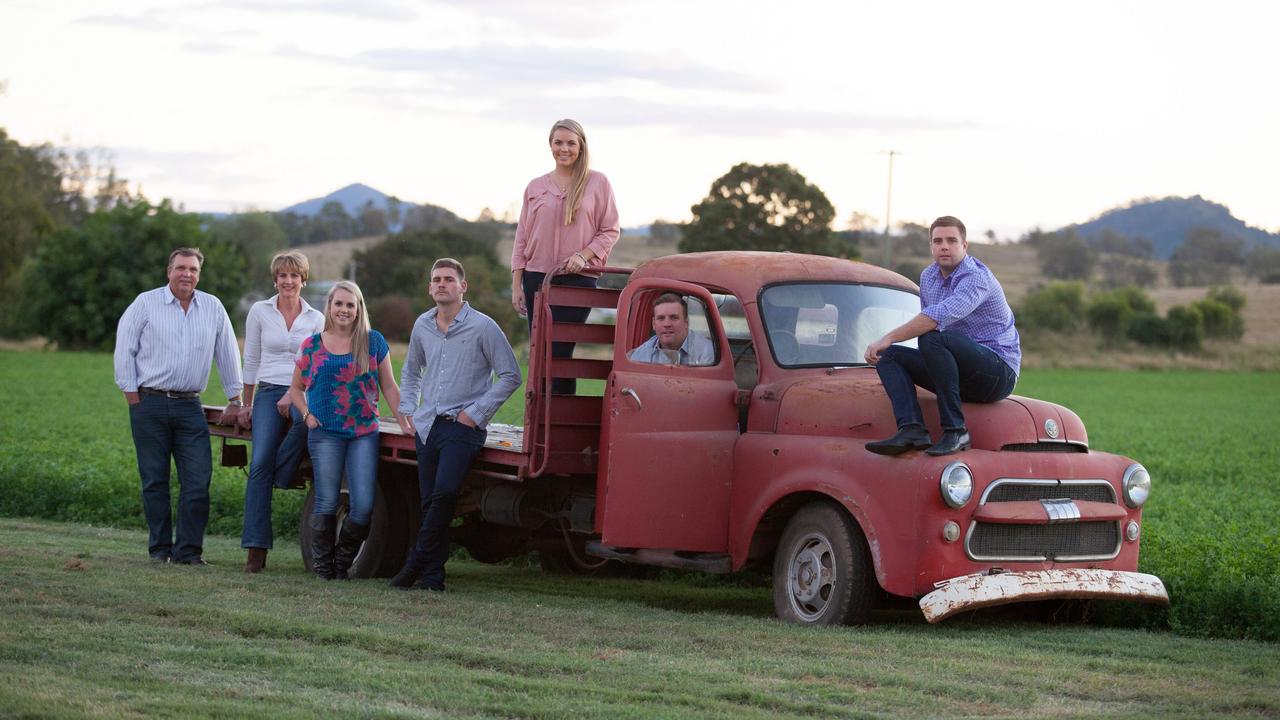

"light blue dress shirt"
[114,285,243,398]
[398,302,521,442]
[626,330,716,366]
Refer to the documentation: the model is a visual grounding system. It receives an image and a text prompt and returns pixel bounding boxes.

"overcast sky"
[2,0,1277,239]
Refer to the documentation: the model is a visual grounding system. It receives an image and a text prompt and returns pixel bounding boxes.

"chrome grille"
[1001,442,1087,453]
[967,521,1120,561]
[968,479,1121,561]
[984,481,1114,504]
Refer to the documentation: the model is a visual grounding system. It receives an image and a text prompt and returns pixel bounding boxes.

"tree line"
[0,129,515,349]
[1,125,1264,351]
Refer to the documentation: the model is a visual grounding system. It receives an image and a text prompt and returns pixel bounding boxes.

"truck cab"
[567,252,1166,624]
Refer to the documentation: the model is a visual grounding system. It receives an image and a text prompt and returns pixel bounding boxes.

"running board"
[585,542,732,573]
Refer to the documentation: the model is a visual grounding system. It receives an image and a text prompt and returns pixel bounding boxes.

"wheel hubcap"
[787,533,836,621]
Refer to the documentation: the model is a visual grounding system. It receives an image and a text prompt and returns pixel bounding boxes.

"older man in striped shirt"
[863,216,1022,457]
[114,248,243,565]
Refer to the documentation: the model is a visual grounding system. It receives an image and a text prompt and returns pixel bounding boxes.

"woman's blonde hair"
[549,118,590,226]
[270,250,310,282]
[324,280,372,374]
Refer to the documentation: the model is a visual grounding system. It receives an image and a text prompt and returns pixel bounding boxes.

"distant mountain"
[1064,196,1280,260]
[278,182,414,218]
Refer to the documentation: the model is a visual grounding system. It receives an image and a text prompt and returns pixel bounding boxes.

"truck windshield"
[758,283,921,367]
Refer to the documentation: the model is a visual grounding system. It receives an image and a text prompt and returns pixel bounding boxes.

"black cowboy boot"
[309,513,337,580]
[332,519,370,580]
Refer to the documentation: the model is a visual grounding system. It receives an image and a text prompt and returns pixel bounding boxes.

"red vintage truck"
[207,251,1168,625]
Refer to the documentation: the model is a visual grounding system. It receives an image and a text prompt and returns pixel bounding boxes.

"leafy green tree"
[315,201,354,242]
[208,212,286,292]
[1189,287,1245,341]
[1099,256,1157,288]
[1245,247,1280,284]
[680,163,835,255]
[1086,286,1154,345]
[648,219,684,246]
[1169,227,1246,287]
[1036,229,1096,280]
[1205,285,1245,313]
[1018,281,1085,332]
[354,225,523,343]
[357,201,389,236]
[23,199,247,349]
[1126,312,1171,347]
[1086,293,1134,345]
[403,203,460,232]
[0,129,65,311]
[1166,305,1204,350]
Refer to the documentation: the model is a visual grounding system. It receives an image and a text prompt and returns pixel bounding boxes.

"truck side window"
[710,293,756,389]
[627,292,719,367]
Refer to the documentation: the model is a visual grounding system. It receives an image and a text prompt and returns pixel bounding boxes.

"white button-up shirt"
[114,285,243,398]
[242,294,325,386]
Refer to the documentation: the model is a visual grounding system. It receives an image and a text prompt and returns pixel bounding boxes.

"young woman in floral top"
[288,280,404,580]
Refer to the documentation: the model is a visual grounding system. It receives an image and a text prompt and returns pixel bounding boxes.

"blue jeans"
[128,393,212,561]
[523,271,597,395]
[307,428,379,526]
[876,331,1017,432]
[241,382,309,549]
[403,418,486,589]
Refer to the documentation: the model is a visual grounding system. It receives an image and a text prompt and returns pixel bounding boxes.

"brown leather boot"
[244,547,268,574]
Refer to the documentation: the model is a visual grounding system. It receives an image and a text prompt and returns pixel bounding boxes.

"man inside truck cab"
[626,292,716,366]
[862,215,1021,457]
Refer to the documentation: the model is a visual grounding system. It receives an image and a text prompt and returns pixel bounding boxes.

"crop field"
[1,351,1277,645]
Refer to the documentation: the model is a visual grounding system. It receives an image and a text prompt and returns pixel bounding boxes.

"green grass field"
[1,351,1278,644]
[2,518,1278,719]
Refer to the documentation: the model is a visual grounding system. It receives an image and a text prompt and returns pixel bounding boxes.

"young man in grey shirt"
[389,258,521,592]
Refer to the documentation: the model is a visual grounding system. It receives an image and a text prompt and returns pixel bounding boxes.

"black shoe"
[388,566,423,590]
[309,514,337,580]
[175,557,209,566]
[866,426,933,456]
[333,520,370,580]
[926,430,971,456]
[410,577,445,592]
[149,552,171,564]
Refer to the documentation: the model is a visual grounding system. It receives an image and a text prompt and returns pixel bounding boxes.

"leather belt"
[139,386,200,399]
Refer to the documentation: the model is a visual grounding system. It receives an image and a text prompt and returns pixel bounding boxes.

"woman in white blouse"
[238,250,325,573]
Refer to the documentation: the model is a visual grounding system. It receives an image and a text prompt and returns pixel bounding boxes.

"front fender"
[730,433,936,597]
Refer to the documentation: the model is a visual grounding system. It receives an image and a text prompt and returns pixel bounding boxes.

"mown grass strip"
[2,519,1279,719]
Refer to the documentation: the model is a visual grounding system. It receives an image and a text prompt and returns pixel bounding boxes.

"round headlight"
[940,462,974,509]
[1122,464,1151,508]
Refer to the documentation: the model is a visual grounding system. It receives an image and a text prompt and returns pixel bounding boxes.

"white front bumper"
[919,569,1169,623]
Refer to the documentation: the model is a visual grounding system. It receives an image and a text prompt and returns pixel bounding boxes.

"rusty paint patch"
[919,569,1168,623]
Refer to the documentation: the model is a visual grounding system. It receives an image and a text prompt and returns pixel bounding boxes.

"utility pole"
[882,150,898,268]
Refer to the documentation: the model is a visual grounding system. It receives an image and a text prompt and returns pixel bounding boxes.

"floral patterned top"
[296,330,389,437]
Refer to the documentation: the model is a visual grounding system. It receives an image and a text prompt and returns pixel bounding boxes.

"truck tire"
[298,480,398,578]
[772,502,874,626]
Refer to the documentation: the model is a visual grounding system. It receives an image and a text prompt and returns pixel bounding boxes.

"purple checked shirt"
[919,255,1022,375]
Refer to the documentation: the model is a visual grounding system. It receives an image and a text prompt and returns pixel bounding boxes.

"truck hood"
[773,373,1088,450]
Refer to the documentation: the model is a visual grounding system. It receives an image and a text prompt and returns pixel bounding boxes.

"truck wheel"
[772,503,874,626]
[298,481,396,578]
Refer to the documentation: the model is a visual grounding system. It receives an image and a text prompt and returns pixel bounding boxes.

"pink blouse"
[511,170,620,274]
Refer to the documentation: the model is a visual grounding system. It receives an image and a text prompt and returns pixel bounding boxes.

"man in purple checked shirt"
[862,216,1022,457]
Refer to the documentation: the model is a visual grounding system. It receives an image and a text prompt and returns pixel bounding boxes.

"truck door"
[598,280,740,553]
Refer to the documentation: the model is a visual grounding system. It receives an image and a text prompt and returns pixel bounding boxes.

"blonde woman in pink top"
[511,118,620,394]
